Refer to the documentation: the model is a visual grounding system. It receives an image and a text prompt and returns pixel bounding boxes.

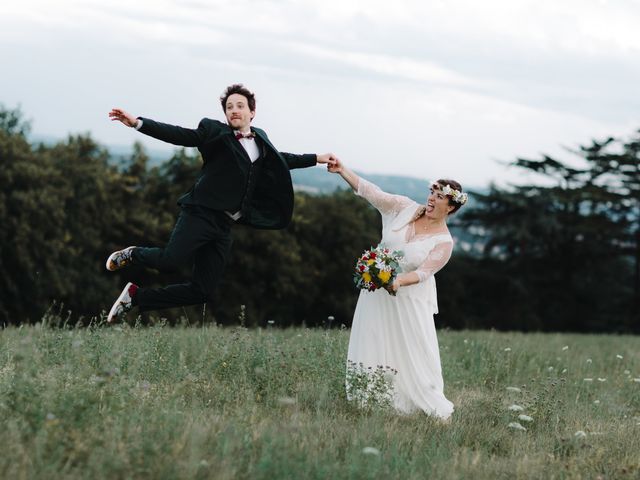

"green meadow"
[1,320,639,479]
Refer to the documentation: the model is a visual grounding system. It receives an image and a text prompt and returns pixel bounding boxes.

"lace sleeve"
[356,178,414,217]
[415,241,453,283]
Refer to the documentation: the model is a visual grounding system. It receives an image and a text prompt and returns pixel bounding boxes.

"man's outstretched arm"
[108,108,211,147]
[280,152,338,170]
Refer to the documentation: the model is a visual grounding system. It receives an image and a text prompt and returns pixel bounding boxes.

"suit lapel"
[252,128,270,148]
[220,124,252,164]
[252,128,286,167]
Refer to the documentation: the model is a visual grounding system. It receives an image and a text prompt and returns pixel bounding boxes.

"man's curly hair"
[220,84,256,112]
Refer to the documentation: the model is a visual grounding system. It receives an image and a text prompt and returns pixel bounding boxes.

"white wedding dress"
[346,179,455,419]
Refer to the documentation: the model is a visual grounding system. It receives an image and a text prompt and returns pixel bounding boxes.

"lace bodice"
[356,178,453,283]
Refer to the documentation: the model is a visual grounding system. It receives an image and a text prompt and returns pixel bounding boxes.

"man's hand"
[316,153,338,167]
[109,108,138,128]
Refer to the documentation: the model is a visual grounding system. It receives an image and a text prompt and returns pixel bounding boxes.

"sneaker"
[106,246,136,271]
[107,282,138,323]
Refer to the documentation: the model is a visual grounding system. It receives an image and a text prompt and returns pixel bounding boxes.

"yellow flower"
[367,259,375,266]
[362,272,372,283]
[377,270,391,283]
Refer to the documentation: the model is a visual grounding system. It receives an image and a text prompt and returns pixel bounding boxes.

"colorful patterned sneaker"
[106,246,136,271]
[107,282,138,323]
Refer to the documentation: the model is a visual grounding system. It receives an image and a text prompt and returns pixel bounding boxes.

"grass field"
[1,320,639,479]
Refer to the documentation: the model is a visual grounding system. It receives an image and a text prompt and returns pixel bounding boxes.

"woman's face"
[425,184,454,219]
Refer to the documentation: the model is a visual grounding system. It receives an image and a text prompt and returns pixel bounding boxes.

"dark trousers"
[131,205,233,311]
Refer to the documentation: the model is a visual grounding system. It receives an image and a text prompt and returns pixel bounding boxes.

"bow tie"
[235,132,256,140]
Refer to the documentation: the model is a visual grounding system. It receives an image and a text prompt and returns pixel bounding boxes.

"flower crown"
[432,183,468,205]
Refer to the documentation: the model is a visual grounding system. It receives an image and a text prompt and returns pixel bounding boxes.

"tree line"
[0,106,638,332]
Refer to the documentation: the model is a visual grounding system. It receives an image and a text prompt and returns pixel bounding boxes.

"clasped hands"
[316,153,339,168]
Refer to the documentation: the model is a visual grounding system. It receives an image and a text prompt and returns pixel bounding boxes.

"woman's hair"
[220,84,256,112]
[433,179,465,215]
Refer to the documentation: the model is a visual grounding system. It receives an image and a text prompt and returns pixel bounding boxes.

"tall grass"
[1,321,639,479]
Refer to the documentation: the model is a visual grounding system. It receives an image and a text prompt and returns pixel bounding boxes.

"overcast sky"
[2,0,639,187]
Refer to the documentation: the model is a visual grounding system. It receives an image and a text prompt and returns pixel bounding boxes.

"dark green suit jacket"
[137,117,317,229]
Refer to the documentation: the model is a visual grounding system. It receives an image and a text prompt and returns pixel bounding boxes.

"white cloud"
[287,42,483,88]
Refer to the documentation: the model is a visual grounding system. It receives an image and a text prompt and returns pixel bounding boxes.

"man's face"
[225,93,254,131]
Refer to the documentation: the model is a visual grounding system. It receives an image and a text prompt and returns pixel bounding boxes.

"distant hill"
[291,168,431,202]
[30,135,461,201]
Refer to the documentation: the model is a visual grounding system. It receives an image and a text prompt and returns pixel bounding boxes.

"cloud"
[1,0,638,186]
[286,42,484,88]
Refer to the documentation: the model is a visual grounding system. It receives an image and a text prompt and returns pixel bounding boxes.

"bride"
[327,159,467,419]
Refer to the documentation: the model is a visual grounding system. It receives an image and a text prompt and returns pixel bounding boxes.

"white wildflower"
[624,370,630,375]
[561,369,567,374]
[504,347,511,352]
[91,375,106,385]
[574,431,587,439]
[508,404,524,412]
[597,378,606,382]
[508,422,527,432]
[593,400,600,405]
[633,378,640,383]
[362,447,381,456]
[562,346,569,351]
[548,366,554,372]
[583,378,593,382]
[586,358,592,364]
[616,355,623,360]
[506,387,522,393]
[518,415,533,422]
[375,260,387,270]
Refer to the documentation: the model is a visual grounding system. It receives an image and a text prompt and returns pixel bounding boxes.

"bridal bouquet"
[353,245,403,294]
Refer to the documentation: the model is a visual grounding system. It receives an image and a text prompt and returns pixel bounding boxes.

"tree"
[461,146,634,331]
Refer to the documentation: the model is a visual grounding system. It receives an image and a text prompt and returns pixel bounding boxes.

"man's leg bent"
[133,210,233,312]
[132,206,210,272]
